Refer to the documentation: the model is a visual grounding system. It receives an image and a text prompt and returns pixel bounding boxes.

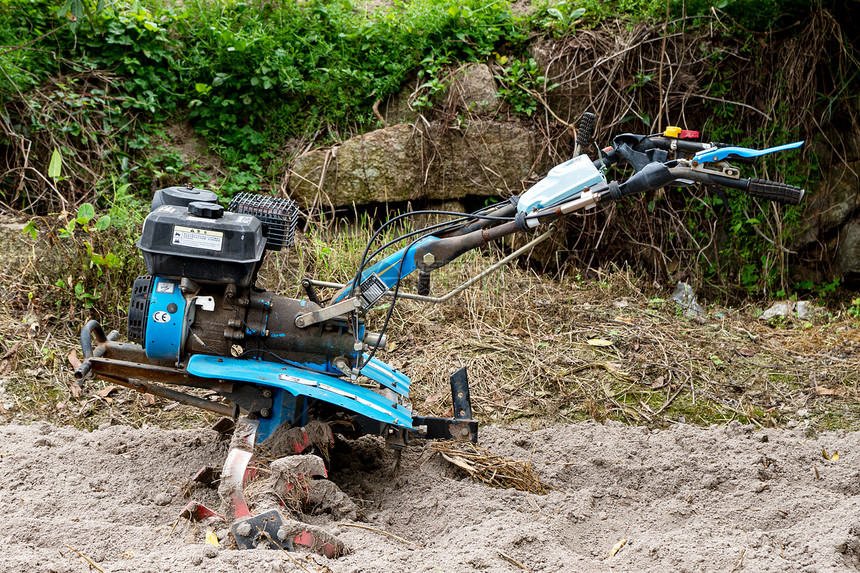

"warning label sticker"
[172,226,223,251]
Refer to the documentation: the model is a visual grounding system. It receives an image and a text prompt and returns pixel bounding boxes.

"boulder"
[380,63,500,126]
[794,161,859,248]
[288,120,548,207]
[447,63,500,114]
[834,217,860,278]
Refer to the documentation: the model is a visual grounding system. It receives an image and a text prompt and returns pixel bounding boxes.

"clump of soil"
[1,420,858,572]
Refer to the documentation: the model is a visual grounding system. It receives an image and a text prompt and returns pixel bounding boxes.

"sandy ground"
[1,420,859,572]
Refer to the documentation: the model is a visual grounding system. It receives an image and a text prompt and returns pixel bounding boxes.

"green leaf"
[57,0,73,17]
[60,220,76,237]
[48,148,63,180]
[71,0,84,21]
[547,8,563,19]
[22,220,38,240]
[570,8,586,19]
[95,214,111,231]
[76,203,96,223]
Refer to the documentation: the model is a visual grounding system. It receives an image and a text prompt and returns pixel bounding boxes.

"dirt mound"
[1,420,858,572]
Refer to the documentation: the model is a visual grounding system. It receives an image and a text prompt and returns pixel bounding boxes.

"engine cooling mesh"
[228,193,300,251]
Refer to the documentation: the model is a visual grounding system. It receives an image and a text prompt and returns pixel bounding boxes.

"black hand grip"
[417,271,431,296]
[747,178,805,205]
[622,162,676,196]
[576,112,596,150]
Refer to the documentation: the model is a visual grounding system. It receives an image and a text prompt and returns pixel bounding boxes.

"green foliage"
[676,0,814,32]
[2,0,531,202]
[495,57,552,116]
[849,298,860,321]
[24,181,146,319]
[531,2,586,36]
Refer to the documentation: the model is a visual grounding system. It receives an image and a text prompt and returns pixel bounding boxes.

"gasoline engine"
[128,186,375,375]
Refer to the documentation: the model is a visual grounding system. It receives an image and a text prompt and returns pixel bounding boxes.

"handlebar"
[603,163,804,206]
[412,125,805,277]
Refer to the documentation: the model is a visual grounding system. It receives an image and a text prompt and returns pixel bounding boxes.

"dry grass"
[370,244,860,431]
[428,440,549,494]
[1,218,858,434]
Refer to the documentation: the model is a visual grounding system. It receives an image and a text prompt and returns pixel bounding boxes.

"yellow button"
[663,126,681,138]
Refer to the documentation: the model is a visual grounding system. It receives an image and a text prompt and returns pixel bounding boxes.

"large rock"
[834,217,860,279]
[447,63,500,114]
[381,64,501,125]
[794,161,859,248]
[288,120,548,207]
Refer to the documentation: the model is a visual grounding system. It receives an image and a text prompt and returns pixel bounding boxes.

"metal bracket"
[295,297,361,328]
[232,509,293,551]
[689,159,741,179]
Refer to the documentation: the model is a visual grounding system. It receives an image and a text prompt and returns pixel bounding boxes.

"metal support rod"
[307,226,557,304]
[97,373,235,417]
[77,321,121,379]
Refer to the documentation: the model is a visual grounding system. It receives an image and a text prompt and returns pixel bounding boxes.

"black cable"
[348,209,517,301]
[359,231,429,369]
[363,215,470,264]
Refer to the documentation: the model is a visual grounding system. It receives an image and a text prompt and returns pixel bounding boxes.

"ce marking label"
[153,311,172,323]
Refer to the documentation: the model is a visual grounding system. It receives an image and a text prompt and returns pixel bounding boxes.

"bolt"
[262,390,272,399]
[296,317,305,327]
[460,427,470,438]
[259,408,271,418]
[422,252,436,266]
[276,527,288,541]
[235,522,251,536]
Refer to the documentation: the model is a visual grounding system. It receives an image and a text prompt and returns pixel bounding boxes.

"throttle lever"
[692,140,803,164]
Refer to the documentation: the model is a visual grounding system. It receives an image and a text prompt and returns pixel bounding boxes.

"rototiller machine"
[75,115,805,554]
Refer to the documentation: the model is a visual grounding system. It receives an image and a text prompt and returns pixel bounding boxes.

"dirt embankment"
[1,420,858,572]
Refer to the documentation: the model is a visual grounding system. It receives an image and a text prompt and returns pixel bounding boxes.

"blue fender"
[186,355,413,431]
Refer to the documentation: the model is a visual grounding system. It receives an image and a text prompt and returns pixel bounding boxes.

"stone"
[288,120,547,207]
[670,282,704,317]
[759,300,813,320]
[447,63,500,114]
[835,217,860,279]
[794,161,859,248]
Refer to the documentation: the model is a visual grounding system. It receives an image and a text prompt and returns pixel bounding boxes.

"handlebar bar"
[413,126,804,277]
[604,163,804,206]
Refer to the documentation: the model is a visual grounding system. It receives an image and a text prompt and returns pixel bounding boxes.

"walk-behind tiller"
[75,115,806,555]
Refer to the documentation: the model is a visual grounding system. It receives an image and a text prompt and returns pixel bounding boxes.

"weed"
[22,180,146,327]
[495,57,553,116]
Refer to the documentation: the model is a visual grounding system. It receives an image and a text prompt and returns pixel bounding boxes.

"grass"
[1,210,859,433]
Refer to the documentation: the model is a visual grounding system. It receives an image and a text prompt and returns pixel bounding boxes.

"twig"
[667,91,771,120]
[168,515,181,538]
[337,522,423,548]
[372,98,386,127]
[262,531,314,573]
[730,547,746,572]
[64,545,106,573]
[499,550,531,571]
[654,383,685,416]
